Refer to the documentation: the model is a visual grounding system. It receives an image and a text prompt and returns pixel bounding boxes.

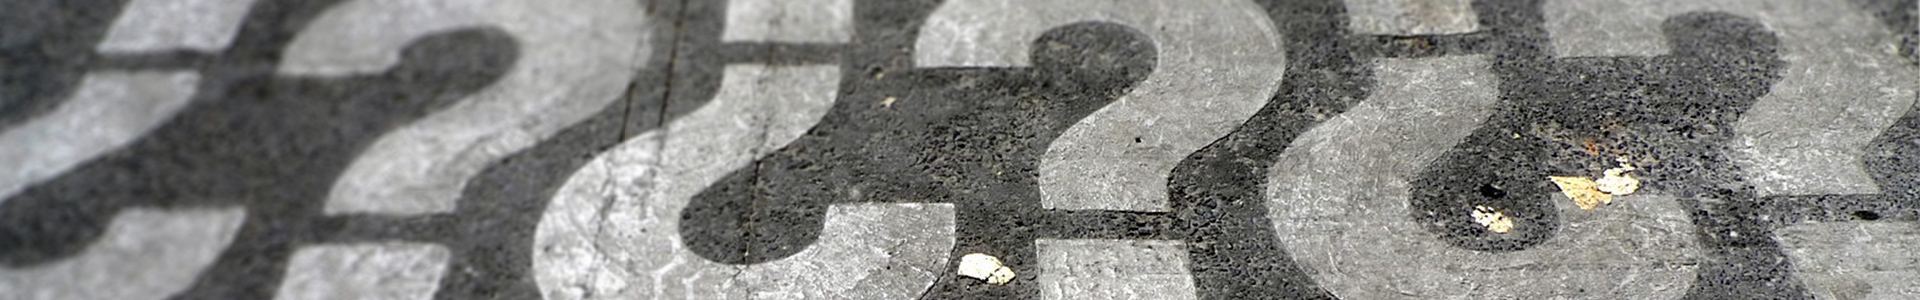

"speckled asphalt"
[5,0,1920,299]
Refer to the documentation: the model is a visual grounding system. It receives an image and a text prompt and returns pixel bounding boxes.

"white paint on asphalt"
[1342,0,1479,35]
[1777,222,1920,300]
[533,65,957,299]
[274,242,451,300]
[916,0,1286,212]
[722,0,853,43]
[1035,239,1197,300]
[0,207,246,300]
[281,0,651,216]
[0,71,200,202]
[1266,56,1703,299]
[95,0,257,53]
[1544,0,1919,197]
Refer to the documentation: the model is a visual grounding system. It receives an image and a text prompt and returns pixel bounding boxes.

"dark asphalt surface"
[6,0,1920,299]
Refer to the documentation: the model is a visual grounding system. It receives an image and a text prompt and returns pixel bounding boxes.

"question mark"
[917,0,1287,213]
[0,0,253,299]
[0,208,245,300]
[916,0,1283,297]
[270,0,648,298]
[534,0,959,298]
[1546,0,1919,198]
[283,0,649,217]
[534,65,957,300]
[0,0,260,200]
[1545,0,1920,298]
[1266,55,1707,299]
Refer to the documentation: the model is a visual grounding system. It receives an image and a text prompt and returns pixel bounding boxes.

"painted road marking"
[0,71,199,202]
[1777,222,1920,300]
[1266,56,1703,299]
[723,0,853,43]
[273,242,451,300]
[0,208,245,300]
[1544,0,1919,197]
[9,0,1920,299]
[534,65,957,299]
[94,0,257,53]
[1342,0,1478,35]
[3,2,256,299]
[283,0,651,216]
[916,0,1285,212]
[1036,239,1197,300]
[268,0,651,298]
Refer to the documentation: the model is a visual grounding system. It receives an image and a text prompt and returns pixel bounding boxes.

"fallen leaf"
[1596,162,1640,196]
[1471,205,1514,233]
[957,253,1015,285]
[1549,176,1612,210]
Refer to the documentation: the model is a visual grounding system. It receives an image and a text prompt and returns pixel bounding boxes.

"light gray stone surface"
[1343,0,1478,35]
[1778,222,1920,300]
[722,0,853,43]
[94,0,256,53]
[1036,239,1197,300]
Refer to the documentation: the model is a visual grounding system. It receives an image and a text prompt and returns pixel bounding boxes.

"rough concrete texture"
[1035,239,1198,300]
[5,0,1920,299]
[275,242,451,300]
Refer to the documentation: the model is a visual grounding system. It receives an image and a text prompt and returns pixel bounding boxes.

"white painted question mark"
[1545,1,1920,298]
[916,0,1287,213]
[0,0,261,201]
[0,0,255,298]
[1265,55,1705,299]
[270,0,649,298]
[916,0,1285,298]
[533,64,958,300]
[534,0,958,299]
[1545,0,1919,198]
[284,0,649,217]
[0,208,246,300]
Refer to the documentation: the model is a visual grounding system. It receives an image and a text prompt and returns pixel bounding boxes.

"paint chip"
[957,253,1015,285]
[1597,162,1639,196]
[1471,205,1513,233]
[1549,176,1612,210]
[881,96,897,108]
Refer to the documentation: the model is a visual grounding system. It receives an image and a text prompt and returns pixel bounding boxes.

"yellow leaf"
[1549,176,1611,210]
[1471,205,1514,233]
[1597,162,1640,195]
[957,253,1015,285]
